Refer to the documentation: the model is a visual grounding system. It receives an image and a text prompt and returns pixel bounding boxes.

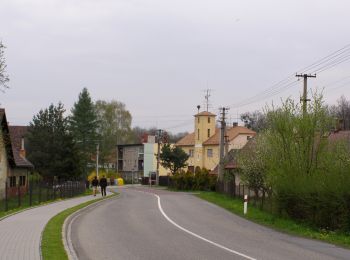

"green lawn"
[197,192,350,248]
[41,192,118,260]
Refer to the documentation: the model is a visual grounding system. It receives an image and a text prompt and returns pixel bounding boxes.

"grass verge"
[41,192,118,260]
[196,192,350,248]
[0,189,93,219]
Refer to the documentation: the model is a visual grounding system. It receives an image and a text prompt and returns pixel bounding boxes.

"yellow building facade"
[176,111,256,172]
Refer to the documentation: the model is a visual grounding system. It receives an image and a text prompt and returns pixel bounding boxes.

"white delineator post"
[244,195,248,215]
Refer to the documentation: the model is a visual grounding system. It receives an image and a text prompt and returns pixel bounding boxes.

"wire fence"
[0,180,86,213]
[216,180,273,213]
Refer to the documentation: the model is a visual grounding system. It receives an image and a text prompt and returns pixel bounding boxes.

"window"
[207,129,210,138]
[189,149,194,157]
[198,117,200,123]
[19,176,26,186]
[197,129,200,140]
[208,117,211,123]
[9,176,16,187]
[207,149,213,157]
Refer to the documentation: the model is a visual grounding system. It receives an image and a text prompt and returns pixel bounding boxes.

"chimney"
[19,137,26,158]
[232,122,238,127]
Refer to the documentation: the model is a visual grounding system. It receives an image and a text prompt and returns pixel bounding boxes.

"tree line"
[240,95,350,132]
[26,88,187,180]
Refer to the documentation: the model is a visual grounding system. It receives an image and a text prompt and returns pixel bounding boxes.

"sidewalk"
[0,192,112,260]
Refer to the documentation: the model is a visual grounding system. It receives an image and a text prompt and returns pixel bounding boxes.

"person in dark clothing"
[91,176,99,196]
[99,175,108,197]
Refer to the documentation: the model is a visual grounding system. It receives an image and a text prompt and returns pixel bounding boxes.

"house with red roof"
[0,109,33,198]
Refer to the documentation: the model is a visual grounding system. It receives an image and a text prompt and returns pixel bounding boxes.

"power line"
[298,44,350,74]
[229,43,350,109]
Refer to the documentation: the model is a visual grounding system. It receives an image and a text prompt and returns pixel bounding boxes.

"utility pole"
[218,107,229,181]
[96,144,99,178]
[224,134,229,156]
[296,73,316,116]
[156,129,162,186]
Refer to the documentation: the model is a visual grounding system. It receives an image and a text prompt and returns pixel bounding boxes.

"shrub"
[261,93,350,231]
[170,168,216,191]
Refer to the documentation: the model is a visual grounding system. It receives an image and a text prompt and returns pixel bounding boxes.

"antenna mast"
[204,89,211,112]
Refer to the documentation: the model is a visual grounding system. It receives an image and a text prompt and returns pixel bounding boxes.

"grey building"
[117,144,144,183]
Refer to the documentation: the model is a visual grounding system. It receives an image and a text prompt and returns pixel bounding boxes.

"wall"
[203,145,220,171]
[193,114,216,169]
[0,130,7,199]
[143,143,154,177]
[181,146,195,167]
[143,143,169,177]
[122,146,142,172]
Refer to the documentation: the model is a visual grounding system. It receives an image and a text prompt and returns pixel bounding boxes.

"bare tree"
[328,95,350,130]
[240,110,267,132]
[0,41,9,91]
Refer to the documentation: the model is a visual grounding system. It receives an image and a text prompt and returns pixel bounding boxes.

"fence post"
[234,183,236,198]
[38,182,42,203]
[244,195,248,215]
[18,184,21,207]
[5,181,8,211]
[59,181,63,198]
[45,183,48,201]
[53,180,56,200]
[29,177,33,206]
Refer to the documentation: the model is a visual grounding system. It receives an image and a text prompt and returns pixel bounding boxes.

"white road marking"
[154,193,257,260]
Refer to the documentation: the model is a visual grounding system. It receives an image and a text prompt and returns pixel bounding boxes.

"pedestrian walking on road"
[99,175,108,197]
[91,176,99,196]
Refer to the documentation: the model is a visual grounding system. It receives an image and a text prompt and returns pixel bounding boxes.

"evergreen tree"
[27,103,80,180]
[69,88,99,176]
[160,144,189,175]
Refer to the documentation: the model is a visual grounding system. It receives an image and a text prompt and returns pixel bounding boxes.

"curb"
[63,193,119,260]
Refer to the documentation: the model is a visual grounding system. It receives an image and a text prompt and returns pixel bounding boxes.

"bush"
[170,168,216,191]
[87,169,120,183]
[261,94,350,231]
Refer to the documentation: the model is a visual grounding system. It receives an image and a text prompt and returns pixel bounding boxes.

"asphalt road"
[70,186,350,260]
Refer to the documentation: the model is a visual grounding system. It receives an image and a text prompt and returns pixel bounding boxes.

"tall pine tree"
[69,88,99,176]
[27,103,80,180]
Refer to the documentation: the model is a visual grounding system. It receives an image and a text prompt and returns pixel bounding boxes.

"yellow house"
[176,111,256,172]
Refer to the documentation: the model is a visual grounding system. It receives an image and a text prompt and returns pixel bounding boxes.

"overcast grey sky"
[1,0,350,133]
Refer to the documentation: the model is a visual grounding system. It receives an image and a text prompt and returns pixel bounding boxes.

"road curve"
[70,187,350,260]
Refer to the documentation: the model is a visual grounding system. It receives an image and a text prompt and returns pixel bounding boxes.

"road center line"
[154,193,257,260]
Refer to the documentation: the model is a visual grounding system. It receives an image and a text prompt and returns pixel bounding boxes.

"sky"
[1,0,350,133]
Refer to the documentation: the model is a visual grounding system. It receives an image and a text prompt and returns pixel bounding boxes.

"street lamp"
[96,144,99,178]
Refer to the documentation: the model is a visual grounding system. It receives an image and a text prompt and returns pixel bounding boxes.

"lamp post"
[96,144,99,178]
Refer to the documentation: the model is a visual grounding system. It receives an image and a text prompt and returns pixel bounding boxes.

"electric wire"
[229,43,350,109]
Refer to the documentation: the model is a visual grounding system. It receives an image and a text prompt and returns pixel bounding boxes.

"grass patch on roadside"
[41,193,118,260]
[196,192,350,248]
[0,189,93,220]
